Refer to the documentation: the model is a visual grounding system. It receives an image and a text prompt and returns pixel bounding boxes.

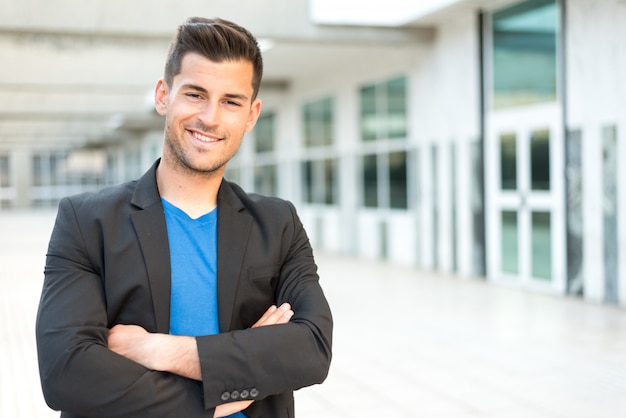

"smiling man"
[36,17,333,418]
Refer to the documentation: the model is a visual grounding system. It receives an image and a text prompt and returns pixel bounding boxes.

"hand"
[214,400,253,417]
[252,303,294,328]
[108,324,157,369]
[107,303,294,416]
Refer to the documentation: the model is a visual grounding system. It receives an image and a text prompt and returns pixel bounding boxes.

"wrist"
[155,334,201,380]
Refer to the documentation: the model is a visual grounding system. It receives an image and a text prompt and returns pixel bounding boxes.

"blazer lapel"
[130,161,171,334]
[216,181,251,332]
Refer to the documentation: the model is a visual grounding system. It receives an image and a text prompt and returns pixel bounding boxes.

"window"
[0,155,9,188]
[254,164,277,197]
[362,154,378,207]
[389,151,408,209]
[500,132,517,190]
[530,129,550,191]
[302,158,338,205]
[361,151,408,210]
[303,97,333,147]
[532,210,552,280]
[301,97,337,205]
[33,151,67,187]
[358,76,409,210]
[501,210,519,274]
[492,0,559,109]
[255,112,275,154]
[359,76,407,141]
[253,112,278,196]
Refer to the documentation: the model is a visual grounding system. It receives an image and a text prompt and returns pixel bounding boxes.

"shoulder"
[226,180,296,216]
[62,180,137,213]
[56,181,141,231]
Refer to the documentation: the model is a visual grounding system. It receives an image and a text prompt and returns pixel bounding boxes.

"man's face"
[155,52,261,177]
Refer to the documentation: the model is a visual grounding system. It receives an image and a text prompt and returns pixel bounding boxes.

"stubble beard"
[163,123,231,179]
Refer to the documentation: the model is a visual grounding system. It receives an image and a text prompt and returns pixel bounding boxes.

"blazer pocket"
[248,264,280,291]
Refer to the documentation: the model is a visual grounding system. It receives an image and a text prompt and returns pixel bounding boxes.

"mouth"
[188,129,221,144]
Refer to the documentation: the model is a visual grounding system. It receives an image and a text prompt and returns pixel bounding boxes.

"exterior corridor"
[1,210,625,417]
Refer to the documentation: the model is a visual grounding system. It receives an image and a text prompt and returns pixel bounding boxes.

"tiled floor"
[2,210,626,417]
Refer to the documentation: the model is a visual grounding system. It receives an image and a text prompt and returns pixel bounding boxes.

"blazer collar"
[216,180,252,332]
[129,160,171,333]
[130,159,162,210]
[129,159,252,333]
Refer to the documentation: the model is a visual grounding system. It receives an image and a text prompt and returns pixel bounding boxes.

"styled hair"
[164,17,263,100]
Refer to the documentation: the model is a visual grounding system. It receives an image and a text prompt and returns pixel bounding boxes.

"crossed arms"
[107,304,295,417]
[36,194,333,417]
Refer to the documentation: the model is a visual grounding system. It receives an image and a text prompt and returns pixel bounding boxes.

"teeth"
[192,131,218,142]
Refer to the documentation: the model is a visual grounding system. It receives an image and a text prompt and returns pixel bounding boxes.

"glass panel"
[531,211,552,280]
[254,164,277,197]
[304,98,334,148]
[451,143,458,272]
[386,77,407,138]
[303,103,314,148]
[360,85,377,141]
[322,97,334,146]
[471,141,486,276]
[492,0,559,109]
[500,133,517,190]
[389,151,407,209]
[0,155,9,187]
[302,161,313,203]
[531,129,550,190]
[33,154,44,186]
[432,145,439,268]
[255,113,275,153]
[602,125,618,303]
[362,154,378,207]
[501,210,519,274]
[324,158,337,205]
[565,129,583,294]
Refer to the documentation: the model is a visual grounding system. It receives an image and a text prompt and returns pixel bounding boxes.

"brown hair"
[164,17,263,100]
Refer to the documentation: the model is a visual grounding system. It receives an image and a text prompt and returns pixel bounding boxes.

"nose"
[198,100,220,126]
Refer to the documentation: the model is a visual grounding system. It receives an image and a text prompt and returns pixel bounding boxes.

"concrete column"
[12,149,33,209]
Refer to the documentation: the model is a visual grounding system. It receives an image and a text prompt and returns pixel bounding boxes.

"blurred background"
[2,0,626,306]
[1,0,626,416]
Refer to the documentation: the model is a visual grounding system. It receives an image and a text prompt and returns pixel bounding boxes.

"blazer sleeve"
[36,197,214,418]
[195,201,333,410]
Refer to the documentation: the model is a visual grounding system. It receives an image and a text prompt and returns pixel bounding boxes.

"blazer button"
[250,388,259,398]
[240,390,249,398]
[230,390,240,400]
[221,392,230,401]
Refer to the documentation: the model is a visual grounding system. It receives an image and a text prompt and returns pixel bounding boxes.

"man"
[36,17,333,418]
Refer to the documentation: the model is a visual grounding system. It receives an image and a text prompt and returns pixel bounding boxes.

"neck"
[156,158,223,219]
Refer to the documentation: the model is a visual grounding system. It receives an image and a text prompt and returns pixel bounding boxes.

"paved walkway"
[1,210,625,417]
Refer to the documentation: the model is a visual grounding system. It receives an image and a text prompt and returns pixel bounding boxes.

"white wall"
[280,11,482,271]
[567,0,626,305]
[411,13,481,274]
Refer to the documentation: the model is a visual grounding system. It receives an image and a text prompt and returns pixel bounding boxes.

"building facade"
[1,0,624,306]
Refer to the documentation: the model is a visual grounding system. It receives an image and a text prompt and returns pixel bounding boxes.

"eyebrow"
[181,84,250,102]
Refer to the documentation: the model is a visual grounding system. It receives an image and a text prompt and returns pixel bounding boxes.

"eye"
[185,93,203,99]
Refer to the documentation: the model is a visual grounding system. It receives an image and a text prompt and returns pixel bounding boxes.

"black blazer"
[36,160,333,418]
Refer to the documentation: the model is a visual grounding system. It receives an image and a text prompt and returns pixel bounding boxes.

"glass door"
[484,0,565,293]
[485,105,565,293]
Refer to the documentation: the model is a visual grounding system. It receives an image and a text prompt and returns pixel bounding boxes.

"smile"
[189,130,221,143]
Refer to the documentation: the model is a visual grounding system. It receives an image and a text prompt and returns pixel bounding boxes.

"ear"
[154,79,169,116]
[244,98,262,133]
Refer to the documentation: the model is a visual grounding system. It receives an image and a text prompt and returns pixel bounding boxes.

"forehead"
[175,52,254,96]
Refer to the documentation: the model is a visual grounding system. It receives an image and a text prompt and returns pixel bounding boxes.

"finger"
[251,305,277,328]
[261,303,293,326]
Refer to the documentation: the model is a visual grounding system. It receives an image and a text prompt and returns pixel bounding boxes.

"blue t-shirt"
[162,199,246,418]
